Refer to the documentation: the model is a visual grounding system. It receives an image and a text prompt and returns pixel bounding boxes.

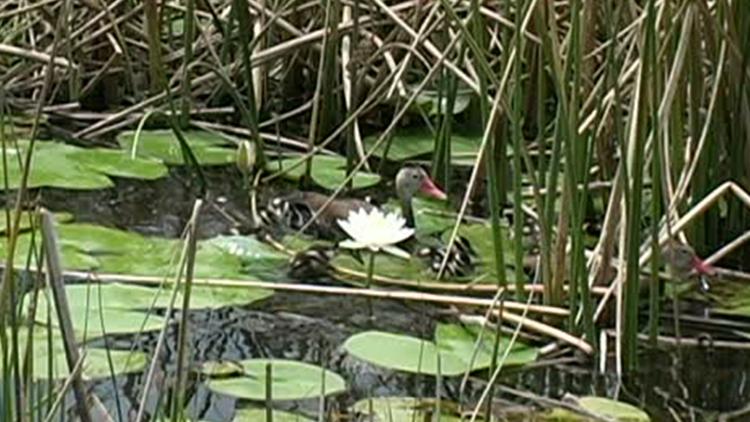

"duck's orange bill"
[692,256,715,276]
[420,176,447,200]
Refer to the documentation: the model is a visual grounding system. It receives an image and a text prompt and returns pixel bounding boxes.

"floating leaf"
[0,210,72,235]
[207,359,346,400]
[343,325,537,376]
[199,361,245,377]
[351,397,461,421]
[363,130,480,163]
[0,141,173,189]
[3,222,285,281]
[117,129,235,165]
[234,408,314,421]
[68,148,167,180]
[1,141,113,189]
[270,155,381,190]
[343,331,468,376]
[9,328,147,380]
[435,323,538,369]
[28,281,272,338]
[577,396,650,421]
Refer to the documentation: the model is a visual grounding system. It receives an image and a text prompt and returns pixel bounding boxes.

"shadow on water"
[19,165,750,420]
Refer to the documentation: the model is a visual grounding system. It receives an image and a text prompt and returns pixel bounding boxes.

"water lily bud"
[236,141,256,175]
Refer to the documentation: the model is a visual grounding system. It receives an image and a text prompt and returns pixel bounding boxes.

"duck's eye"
[411,173,419,179]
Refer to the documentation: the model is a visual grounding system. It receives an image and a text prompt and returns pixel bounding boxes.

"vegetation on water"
[1,0,749,420]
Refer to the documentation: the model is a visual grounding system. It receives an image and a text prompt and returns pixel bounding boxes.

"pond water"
[19,165,750,421]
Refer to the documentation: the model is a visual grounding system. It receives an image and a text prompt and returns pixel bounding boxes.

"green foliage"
[351,397,462,421]
[363,130,481,164]
[205,359,346,400]
[116,129,236,165]
[0,141,166,189]
[233,408,314,421]
[27,281,272,338]
[270,155,381,190]
[0,223,288,281]
[8,327,147,380]
[544,397,650,421]
[342,323,538,376]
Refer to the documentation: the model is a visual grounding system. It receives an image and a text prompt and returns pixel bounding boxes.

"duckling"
[417,235,477,278]
[288,245,337,279]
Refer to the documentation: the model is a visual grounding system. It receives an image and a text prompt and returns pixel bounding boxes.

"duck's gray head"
[395,167,447,202]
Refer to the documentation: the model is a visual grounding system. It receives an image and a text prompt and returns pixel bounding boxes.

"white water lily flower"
[337,208,414,259]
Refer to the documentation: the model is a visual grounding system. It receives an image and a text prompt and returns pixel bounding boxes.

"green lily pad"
[199,361,245,377]
[435,323,538,369]
[9,327,147,380]
[351,397,461,421]
[343,324,537,376]
[0,141,173,189]
[234,408,314,421]
[0,210,73,235]
[270,155,381,190]
[2,221,286,281]
[577,396,650,421]
[28,281,272,338]
[363,130,481,163]
[68,148,167,180]
[343,331,467,376]
[1,141,113,189]
[117,129,235,165]
[206,359,346,400]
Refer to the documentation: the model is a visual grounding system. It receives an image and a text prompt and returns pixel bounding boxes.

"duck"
[661,240,715,291]
[260,166,477,279]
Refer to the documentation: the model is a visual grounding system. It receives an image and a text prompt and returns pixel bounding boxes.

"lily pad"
[343,331,467,376]
[67,147,167,180]
[1,221,287,281]
[0,210,73,235]
[363,130,481,163]
[0,141,172,189]
[234,408,314,421]
[199,361,245,377]
[575,396,650,421]
[206,359,346,400]
[343,324,537,376]
[270,155,381,190]
[351,397,461,421]
[9,327,147,380]
[2,141,112,189]
[28,281,272,338]
[435,323,538,369]
[117,129,235,165]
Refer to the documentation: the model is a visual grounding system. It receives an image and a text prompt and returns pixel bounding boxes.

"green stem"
[366,251,376,289]
[366,251,375,319]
